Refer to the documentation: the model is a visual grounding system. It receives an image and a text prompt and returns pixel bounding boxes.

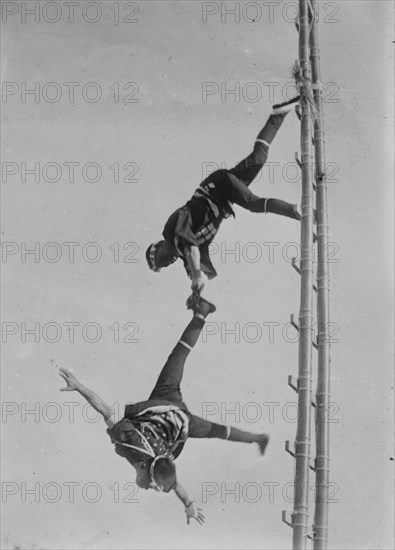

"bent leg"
[229,113,288,185]
[219,172,299,220]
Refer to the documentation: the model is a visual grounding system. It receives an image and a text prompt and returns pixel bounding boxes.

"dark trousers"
[209,113,299,219]
[229,112,285,185]
[149,316,228,439]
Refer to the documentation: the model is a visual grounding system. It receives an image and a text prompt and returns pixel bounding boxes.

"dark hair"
[145,244,155,270]
[151,456,177,493]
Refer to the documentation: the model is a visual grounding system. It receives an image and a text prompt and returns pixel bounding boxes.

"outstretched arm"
[174,481,205,526]
[184,245,206,301]
[59,368,115,428]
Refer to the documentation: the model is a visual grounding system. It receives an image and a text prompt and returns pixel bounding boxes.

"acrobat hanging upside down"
[58,297,269,525]
[146,96,301,303]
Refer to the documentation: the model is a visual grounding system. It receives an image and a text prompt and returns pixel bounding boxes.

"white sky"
[1,1,394,549]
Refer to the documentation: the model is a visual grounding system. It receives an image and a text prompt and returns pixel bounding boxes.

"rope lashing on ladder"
[291,60,320,123]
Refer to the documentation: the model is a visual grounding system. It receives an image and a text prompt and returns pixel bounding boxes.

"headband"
[146,241,161,272]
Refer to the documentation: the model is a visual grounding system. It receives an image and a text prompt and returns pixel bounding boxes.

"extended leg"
[216,171,300,220]
[228,114,286,185]
[229,97,299,186]
[149,299,215,403]
[189,415,269,455]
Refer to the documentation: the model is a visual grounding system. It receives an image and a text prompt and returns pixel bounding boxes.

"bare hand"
[185,502,205,526]
[59,367,80,392]
[191,273,205,301]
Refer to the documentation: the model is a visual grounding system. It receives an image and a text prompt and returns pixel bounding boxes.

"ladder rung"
[291,257,301,275]
[288,375,298,393]
[290,313,300,331]
[282,510,293,528]
[285,440,295,457]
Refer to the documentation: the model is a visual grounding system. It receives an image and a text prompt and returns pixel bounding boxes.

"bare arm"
[184,245,206,300]
[59,368,115,428]
[174,481,205,525]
